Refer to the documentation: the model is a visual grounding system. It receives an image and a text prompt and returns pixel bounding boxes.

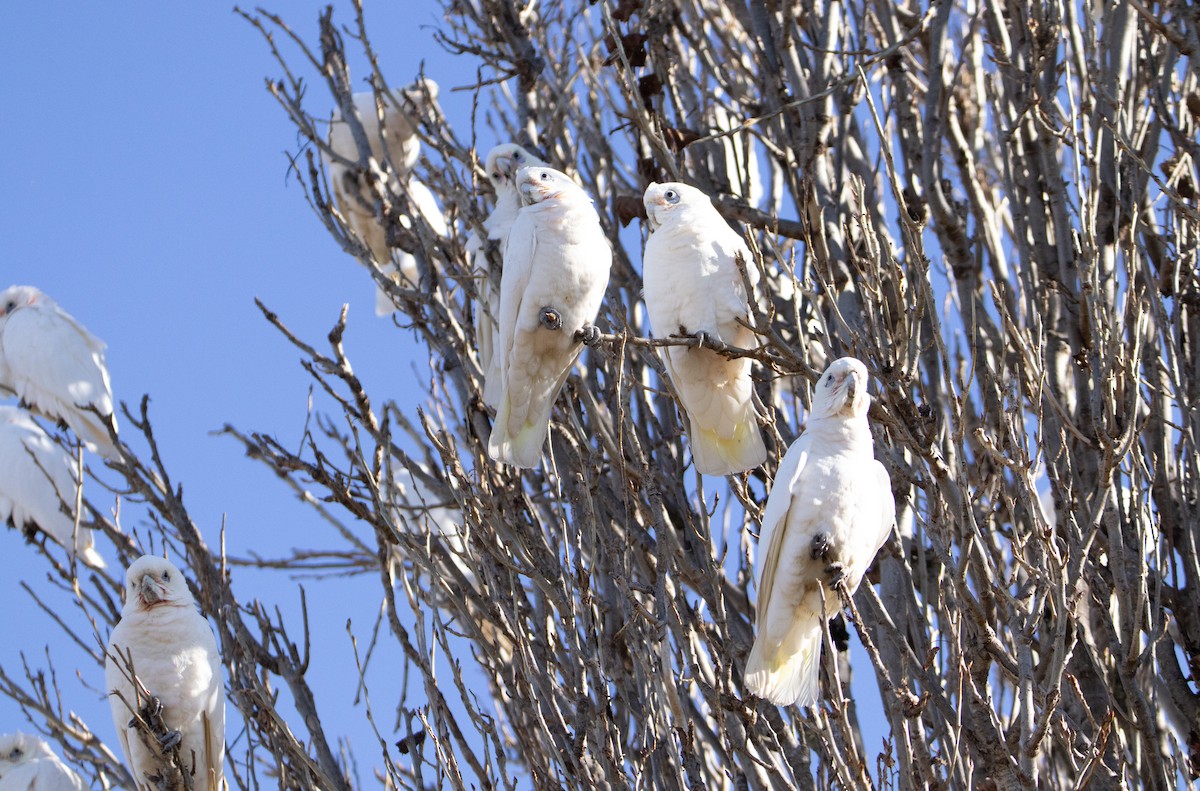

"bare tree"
[3,0,1197,788]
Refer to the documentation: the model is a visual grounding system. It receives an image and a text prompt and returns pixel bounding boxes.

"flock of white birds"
[0,87,894,790]
[323,89,895,708]
[0,285,115,569]
[0,286,224,790]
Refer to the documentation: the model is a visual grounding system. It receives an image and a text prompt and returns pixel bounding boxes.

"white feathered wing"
[0,286,118,459]
[0,406,104,568]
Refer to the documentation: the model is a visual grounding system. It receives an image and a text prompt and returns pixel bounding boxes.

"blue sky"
[0,1,480,781]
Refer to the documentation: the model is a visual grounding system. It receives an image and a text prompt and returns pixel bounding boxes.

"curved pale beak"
[137,574,166,607]
[644,207,660,231]
[494,154,515,181]
[519,177,547,204]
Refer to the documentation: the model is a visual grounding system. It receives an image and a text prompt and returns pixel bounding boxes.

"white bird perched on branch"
[387,464,514,662]
[467,143,547,407]
[0,732,86,791]
[105,556,224,791]
[0,285,119,460]
[642,182,767,476]
[488,165,612,468]
[386,463,472,582]
[325,83,447,316]
[746,357,895,707]
[0,406,105,568]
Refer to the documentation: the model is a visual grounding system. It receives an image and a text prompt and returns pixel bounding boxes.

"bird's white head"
[642,182,706,231]
[0,732,52,774]
[0,285,45,326]
[485,143,542,191]
[516,165,581,206]
[122,555,195,614]
[810,357,873,421]
[400,76,439,103]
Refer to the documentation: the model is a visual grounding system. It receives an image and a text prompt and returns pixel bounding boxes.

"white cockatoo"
[325,83,447,315]
[386,463,471,580]
[642,182,767,476]
[0,286,119,459]
[386,463,516,662]
[746,357,895,707]
[0,733,86,791]
[105,556,224,791]
[0,406,104,568]
[487,165,612,468]
[466,143,547,407]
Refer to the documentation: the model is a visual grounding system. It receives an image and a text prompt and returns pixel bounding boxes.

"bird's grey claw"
[539,306,562,330]
[158,730,183,751]
[810,532,831,561]
[825,562,846,589]
[695,330,711,348]
[575,325,602,346]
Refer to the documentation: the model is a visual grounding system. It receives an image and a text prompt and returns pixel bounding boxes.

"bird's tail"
[474,300,496,381]
[76,543,107,570]
[481,357,503,409]
[487,397,550,469]
[688,412,767,476]
[61,501,106,568]
[374,288,395,317]
[374,257,415,316]
[744,615,822,707]
[73,409,120,461]
[479,290,501,408]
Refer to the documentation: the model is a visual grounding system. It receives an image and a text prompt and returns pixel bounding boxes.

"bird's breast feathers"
[786,453,888,563]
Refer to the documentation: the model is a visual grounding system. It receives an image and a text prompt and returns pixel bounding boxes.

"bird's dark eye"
[665,189,679,203]
[540,170,550,179]
[513,151,525,162]
[3,301,14,313]
[162,571,170,581]
[11,747,22,758]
